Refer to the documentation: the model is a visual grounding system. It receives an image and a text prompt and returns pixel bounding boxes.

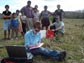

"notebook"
[29,43,44,49]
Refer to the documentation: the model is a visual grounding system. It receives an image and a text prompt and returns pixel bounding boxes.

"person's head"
[55,16,60,22]
[5,5,9,11]
[35,5,38,9]
[12,13,17,18]
[33,5,38,12]
[57,4,60,9]
[44,5,48,11]
[33,22,42,34]
[27,0,31,6]
[33,8,37,12]
[16,10,20,15]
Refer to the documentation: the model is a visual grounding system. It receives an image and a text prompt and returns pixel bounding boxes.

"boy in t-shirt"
[11,13,19,40]
[2,5,11,40]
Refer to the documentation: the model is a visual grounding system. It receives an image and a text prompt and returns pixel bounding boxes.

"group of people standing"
[2,0,64,40]
[2,5,23,40]
[2,0,66,62]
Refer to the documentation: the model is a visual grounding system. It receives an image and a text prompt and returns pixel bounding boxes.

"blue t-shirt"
[24,30,41,47]
[11,18,19,27]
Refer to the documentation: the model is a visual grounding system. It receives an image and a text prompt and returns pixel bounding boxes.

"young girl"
[20,13,27,35]
[11,13,19,40]
[33,5,40,23]
[16,10,23,36]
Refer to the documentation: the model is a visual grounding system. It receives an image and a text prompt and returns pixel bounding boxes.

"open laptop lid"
[5,45,27,58]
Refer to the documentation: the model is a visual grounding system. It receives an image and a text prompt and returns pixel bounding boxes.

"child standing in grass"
[11,13,19,40]
[16,10,23,36]
[33,5,40,23]
[2,5,11,40]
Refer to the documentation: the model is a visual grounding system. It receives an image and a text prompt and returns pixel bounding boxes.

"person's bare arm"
[51,26,62,31]
[3,14,11,19]
[55,26,62,31]
[48,11,53,15]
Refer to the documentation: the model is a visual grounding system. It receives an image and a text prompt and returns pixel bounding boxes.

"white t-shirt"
[33,12,39,22]
[54,21,64,33]
[21,15,27,23]
[21,15,26,20]
[40,30,46,39]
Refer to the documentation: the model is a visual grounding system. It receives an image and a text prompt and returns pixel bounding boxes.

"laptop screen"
[6,46,27,58]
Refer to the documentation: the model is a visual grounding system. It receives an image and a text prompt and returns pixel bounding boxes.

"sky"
[0,0,84,13]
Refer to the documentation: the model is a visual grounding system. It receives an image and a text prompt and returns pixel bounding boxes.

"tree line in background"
[64,10,84,19]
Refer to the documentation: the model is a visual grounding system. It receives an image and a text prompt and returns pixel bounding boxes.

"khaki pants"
[26,18,33,30]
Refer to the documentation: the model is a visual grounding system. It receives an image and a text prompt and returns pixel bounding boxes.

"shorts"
[3,19,11,30]
[41,18,50,27]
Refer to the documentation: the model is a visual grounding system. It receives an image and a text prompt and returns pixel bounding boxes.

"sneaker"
[58,51,66,61]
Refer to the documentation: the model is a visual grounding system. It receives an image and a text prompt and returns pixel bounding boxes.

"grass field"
[0,18,84,63]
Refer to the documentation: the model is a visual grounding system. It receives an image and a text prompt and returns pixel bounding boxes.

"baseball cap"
[55,16,59,19]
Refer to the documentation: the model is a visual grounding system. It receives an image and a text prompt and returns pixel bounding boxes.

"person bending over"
[50,16,64,36]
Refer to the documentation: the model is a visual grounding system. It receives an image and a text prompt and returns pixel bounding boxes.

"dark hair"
[33,22,41,29]
[11,13,16,19]
[57,4,60,6]
[12,13,16,16]
[55,16,60,19]
[44,5,47,8]
[35,5,38,8]
[16,10,19,12]
[27,0,31,3]
[5,5,9,8]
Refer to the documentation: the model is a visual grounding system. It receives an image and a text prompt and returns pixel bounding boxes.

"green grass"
[0,18,84,63]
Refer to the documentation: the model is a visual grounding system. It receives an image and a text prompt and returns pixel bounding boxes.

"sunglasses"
[35,29,40,32]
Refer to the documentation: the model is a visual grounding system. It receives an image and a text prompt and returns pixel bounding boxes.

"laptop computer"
[5,45,27,59]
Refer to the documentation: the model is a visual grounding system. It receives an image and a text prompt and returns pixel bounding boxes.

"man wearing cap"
[21,1,34,30]
[50,16,64,35]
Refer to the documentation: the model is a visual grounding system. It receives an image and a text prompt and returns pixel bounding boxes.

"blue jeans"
[4,19,11,30]
[26,47,61,59]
